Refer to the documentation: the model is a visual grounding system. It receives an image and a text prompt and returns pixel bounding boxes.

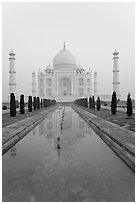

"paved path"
[71,104,135,172]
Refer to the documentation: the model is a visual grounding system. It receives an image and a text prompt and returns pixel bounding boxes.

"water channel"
[2,106,135,202]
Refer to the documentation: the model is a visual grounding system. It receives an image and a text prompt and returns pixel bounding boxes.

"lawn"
[79,106,135,132]
[2,108,48,128]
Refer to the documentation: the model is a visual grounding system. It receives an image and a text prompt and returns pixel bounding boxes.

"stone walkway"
[71,104,135,172]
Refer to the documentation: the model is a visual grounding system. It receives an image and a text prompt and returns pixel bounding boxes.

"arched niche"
[78,78,84,86]
[47,78,52,86]
[87,79,90,86]
[78,88,84,96]
[59,77,72,96]
[46,88,52,97]
[87,88,90,95]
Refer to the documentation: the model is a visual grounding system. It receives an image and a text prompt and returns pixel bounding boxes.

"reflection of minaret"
[9,49,16,99]
[33,127,37,136]
[113,49,120,99]
[32,71,36,97]
[10,145,16,158]
[94,71,97,97]
[38,120,45,138]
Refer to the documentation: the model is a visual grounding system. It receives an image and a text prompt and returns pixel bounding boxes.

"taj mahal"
[9,43,120,102]
[32,43,94,102]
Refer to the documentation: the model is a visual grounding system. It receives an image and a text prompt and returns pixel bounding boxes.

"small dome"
[9,49,15,56]
[53,48,76,67]
[46,63,53,70]
[113,49,119,55]
[77,63,83,70]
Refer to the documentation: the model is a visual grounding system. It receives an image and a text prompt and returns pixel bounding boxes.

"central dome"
[53,48,77,67]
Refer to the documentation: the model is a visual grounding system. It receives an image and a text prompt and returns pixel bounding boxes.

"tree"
[10,93,16,117]
[127,93,132,117]
[85,98,88,107]
[33,97,37,110]
[28,96,32,112]
[92,96,95,109]
[97,96,101,111]
[43,98,46,107]
[37,97,40,109]
[89,97,93,108]
[111,92,117,115]
[20,94,25,114]
[43,98,48,107]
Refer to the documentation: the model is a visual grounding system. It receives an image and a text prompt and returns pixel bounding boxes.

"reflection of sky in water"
[2,106,135,202]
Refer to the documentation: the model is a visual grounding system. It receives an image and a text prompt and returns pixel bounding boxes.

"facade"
[7,47,120,104]
[36,45,93,102]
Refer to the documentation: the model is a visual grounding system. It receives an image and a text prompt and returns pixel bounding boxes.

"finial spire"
[64,41,66,49]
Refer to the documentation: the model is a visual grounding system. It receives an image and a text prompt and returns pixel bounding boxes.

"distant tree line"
[74,96,101,111]
[74,98,88,107]
[9,93,56,117]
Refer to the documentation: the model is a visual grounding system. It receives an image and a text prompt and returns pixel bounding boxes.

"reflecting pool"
[2,106,135,202]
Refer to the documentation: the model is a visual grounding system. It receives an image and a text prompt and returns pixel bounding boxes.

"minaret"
[89,67,92,95]
[94,71,97,97]
[32,71,36,97]
[64,41,66,49]
[113,49,120,99]
[9,49,16,97]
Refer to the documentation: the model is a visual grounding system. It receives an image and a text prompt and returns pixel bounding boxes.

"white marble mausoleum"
[35,44,93,102]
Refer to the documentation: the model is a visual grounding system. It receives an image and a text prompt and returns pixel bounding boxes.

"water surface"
[3,106,135,202]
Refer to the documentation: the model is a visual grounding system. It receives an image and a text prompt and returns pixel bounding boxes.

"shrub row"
[74,96,101,111]
[9,93,56,117]
[74,98,88,107]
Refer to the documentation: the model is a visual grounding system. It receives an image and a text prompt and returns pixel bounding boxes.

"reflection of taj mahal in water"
[37,107,93,157]
[32,43,93,102]
[37,107,89,142]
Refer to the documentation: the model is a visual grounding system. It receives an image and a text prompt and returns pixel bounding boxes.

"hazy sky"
[2,2,135,101]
